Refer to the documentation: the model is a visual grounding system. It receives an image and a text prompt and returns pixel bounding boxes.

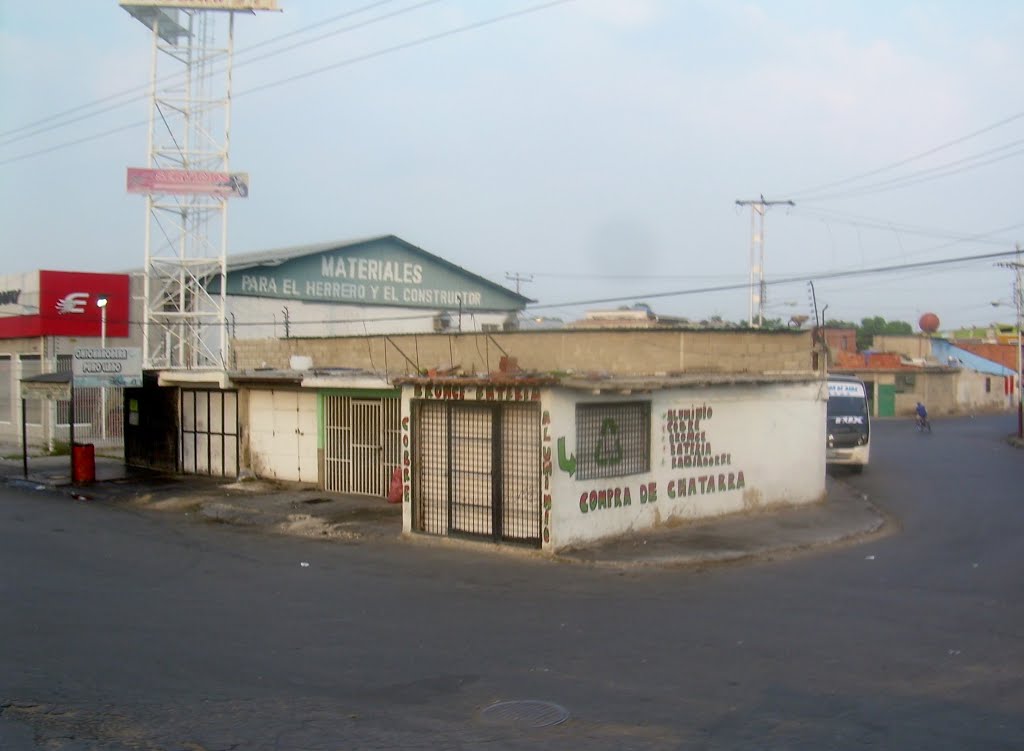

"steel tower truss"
[129,6,236,369]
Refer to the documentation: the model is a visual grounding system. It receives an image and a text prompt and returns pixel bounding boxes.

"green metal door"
[877,384,896,417]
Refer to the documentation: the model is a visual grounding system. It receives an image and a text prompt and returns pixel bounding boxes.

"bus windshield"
[828,395,868,418]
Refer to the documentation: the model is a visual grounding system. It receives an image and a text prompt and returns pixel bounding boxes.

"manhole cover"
[480,700,569,728]
[300,498,331,505]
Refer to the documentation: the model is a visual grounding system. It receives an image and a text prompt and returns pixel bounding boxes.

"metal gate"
[413,400,541,546]
[55,355,124,450]
[323,394,400,496]
[180,389,238,476]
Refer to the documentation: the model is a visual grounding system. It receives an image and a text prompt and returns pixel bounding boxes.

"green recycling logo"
[594,418,623,466]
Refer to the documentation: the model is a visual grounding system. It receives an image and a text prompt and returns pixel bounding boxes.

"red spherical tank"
[919,312,940,333]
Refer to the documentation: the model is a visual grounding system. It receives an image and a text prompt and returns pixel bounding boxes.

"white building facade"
[398,375,826,551]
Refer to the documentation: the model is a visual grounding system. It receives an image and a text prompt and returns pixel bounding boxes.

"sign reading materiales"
[212,237,526,312]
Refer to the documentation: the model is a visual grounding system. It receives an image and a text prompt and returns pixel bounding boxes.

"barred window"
[575,402,650,481]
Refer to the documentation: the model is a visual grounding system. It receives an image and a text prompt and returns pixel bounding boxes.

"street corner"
[553,480,892,571]
[824,475,891,537]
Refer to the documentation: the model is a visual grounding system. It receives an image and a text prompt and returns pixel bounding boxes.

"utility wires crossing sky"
[0,0,577,166]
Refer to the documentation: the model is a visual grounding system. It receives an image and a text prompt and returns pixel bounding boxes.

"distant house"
[829,335,1015,417]
[952,341,1021,373]
[819,327,858,358]
[567,307,692,329]
[948,323,1020,345]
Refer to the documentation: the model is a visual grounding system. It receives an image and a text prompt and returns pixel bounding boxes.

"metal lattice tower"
[122,3,275,369]
[735,195,794,328]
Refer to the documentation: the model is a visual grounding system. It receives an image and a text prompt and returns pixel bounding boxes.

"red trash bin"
[387,466,403,504]
[72,443,95,484]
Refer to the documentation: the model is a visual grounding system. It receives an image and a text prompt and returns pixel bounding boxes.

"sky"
[1,0,1022,332]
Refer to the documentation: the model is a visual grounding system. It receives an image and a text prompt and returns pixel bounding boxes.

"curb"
[3,470,891,568]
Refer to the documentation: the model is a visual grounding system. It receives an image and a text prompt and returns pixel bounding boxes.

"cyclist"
[915,401,930,431]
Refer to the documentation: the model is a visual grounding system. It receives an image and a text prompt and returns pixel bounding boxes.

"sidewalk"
[0,448,887,566]
[555,476,887,568]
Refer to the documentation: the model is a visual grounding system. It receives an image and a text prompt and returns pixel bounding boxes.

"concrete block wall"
[231,329,815,377]
[873,335,933,360]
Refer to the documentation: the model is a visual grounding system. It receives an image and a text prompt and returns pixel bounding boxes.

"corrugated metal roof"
[116,234,533,305]
[223,234,534,304]
[931,339,1016,376]
[224,235,391,270]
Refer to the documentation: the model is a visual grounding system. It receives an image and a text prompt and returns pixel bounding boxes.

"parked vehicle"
[826,375,871,472]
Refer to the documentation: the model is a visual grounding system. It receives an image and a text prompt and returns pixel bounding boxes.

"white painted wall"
[955,370,1014,414]
[545,381,827,550]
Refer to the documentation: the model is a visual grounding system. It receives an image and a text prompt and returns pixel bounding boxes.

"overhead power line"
[791,208,1021,247]
[3,248,1017,328]
[238,0,576,98]
[795,138,1024,202]
[526,248,1024,311]
[0,0,577,166]
[0,120,149,166]
[784,108,1024,200]
[0,0,410,145]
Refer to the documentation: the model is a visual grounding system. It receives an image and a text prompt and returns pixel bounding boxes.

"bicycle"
[915,414,932,433]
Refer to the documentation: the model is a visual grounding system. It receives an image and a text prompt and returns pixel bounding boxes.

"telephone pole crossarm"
[505,272,534,296]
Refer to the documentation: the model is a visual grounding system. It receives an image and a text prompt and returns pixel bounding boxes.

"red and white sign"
[0,271,131,339]
[126,168,249,197]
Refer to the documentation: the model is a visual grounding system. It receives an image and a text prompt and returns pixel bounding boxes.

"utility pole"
[505,272,533,295]
[996,243,1023,438]
[736,195,794,327]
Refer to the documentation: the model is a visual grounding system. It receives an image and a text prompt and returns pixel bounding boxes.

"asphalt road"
[2,414,1022,750]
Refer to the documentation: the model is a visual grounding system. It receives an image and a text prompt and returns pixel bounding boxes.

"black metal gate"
[180,389,239,477]
[413,400,541,546]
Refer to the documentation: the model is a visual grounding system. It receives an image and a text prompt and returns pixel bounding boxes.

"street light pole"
[1018,303,1022,440]
[997,248,1023,439]
[1016,250,1023,439]
[96,296,108,442]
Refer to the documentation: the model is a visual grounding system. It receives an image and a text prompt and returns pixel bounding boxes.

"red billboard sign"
[0,271,131,339]
[126,168,249,197]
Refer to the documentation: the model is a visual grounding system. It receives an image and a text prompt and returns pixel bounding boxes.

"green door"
[877,384,896,417]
